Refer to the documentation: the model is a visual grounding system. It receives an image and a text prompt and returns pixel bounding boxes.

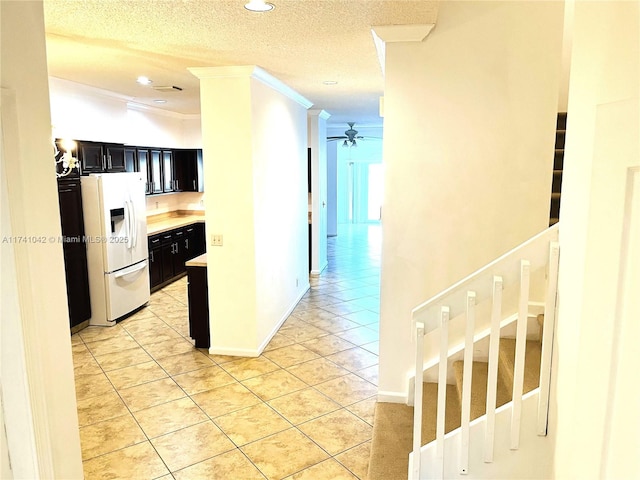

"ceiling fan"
[327,122,374,148]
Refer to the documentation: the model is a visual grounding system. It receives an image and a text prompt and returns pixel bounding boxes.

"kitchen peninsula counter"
[186,253,207,268]
[147,210,205,236]
[185,252,209,348]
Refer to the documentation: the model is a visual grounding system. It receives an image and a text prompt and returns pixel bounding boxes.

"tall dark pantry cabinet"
[57,176,92,331]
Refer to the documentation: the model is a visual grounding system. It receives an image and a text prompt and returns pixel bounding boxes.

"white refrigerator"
[81,172,150,326]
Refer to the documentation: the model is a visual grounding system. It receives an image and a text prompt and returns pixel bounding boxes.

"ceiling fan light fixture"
[244,0,274,12]
[342,140,349,148]
[351,140,357,148]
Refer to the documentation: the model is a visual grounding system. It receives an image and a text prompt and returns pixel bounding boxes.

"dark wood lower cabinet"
[187,265,210,348]
[148,222,206,292]
[57,178,92,329]
[148,235,163,289]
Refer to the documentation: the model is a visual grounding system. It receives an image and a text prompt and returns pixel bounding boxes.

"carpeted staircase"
[367,315,544,480]
[549,112,566,226]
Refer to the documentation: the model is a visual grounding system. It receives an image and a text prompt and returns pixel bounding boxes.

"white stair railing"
[409,224,560,479]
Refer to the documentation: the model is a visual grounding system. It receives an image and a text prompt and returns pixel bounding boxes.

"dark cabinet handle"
[150,251,154,262]
[185,239,189,249]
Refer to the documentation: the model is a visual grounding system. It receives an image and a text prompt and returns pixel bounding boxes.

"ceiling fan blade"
[327,136,347,140]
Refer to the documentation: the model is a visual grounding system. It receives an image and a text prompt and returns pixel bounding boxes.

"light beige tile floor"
[72,224,380,480]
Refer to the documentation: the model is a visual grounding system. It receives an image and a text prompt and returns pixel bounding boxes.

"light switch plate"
[211,234,223,246]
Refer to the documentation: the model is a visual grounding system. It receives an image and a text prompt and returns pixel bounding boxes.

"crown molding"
[371,24,436,77]
[308,109,331,120]
[189,65,313,109]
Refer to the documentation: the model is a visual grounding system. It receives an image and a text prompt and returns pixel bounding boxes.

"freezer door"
[105,260,150,321]
[128,173,149,264]
[98,173,147,272]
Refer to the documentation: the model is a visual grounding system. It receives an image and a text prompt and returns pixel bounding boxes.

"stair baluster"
[411,321,425,480]
[485,275,503,463]
[436,307,450,478]
[537,242,560,434]
[511,260,531,449]
[460,292,476,474]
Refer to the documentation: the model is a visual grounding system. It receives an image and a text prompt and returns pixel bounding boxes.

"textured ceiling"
[43,0,439,126]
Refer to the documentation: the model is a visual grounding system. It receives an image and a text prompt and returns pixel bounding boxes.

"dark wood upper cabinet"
[124,147,137,173]
[104,144,126,172]
[78,141,127,174]
[136,148,151,194]
[150,150,163,194]
[71,140,203,196]
[78,142,104,174]
[162,150,175,193]
[173,149,203,193]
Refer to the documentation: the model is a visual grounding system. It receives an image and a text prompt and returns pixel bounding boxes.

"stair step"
[498,338,542,395]
[552,170,563,193]
[553,150,564,171]
[557,112,567,130]
[537,313,544,341]
[453,360,511,422]
[368,383,461,480]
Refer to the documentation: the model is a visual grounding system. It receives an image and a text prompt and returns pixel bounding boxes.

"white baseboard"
[310,261,328,277]
[377,391,407,404]
[209,285,310,357]
[208,345,260,357]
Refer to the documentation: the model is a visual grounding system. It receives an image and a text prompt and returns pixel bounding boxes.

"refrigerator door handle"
[123,200,131,249]
[125,200,134,249]
[130,199,137,248]
[114,260,148,278]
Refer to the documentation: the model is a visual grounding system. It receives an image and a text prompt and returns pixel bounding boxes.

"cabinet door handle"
[102,154,106,170]
[185,239,189,249]
[107,154,112,169]
[150,251,154,262]
[175,179,179,190]
[193,180,196,190]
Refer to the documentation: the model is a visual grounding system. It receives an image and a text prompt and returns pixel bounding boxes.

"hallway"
[71,224,381,479]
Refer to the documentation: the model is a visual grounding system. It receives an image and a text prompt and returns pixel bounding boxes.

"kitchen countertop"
[186,253,207,267]
[147,211,205,236]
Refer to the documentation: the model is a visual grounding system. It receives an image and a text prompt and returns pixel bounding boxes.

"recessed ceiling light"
[137,76,152,85]
[244,0,274,12]
[153,99,167,104]
[323,80,338,85]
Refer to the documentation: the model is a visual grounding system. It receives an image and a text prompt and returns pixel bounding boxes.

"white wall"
[146,192,204,216]
[378,1,564,400]
[252,78,310,345]
[193,66,310,356]
[1,1,83,477]
[49,77,200,148]
[551,2,640,478]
